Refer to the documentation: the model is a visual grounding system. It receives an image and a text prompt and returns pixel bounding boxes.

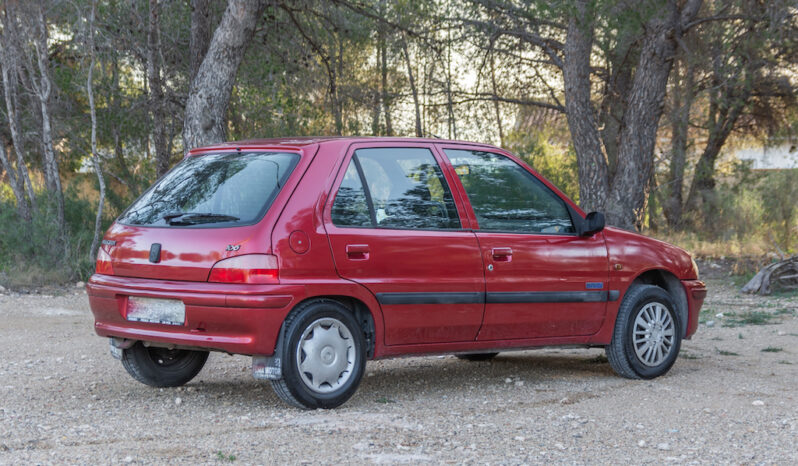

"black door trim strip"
[376,292,484,305]
[376,290,621,305]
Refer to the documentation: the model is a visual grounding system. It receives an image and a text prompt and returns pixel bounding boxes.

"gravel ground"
[0,275,796,465]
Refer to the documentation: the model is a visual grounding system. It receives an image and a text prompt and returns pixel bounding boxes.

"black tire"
[270,300,366,410]
[121,342,208,387]
[606,285,682,379]
[456,352,499,361]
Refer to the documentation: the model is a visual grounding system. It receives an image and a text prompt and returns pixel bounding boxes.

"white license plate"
[127,297,185,325]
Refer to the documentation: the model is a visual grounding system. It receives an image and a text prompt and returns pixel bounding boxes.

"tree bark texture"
[147,0,170,177]
[183,0,267,152]
[563,0,609,215]
[663,57,695,229]
[189,0,213,81]
[564,0,702,229]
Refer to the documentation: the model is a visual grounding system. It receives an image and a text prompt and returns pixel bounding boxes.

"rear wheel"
[121,342,208,387]
[606,285,682,379]
[456,352,499,361]
[270,300,366,409]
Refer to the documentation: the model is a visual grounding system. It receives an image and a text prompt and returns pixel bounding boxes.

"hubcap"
[296,318,355,393]
[632,302,675,367]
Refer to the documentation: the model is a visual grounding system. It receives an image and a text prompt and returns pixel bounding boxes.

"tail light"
[208,254,279,284]
[95,247,114,275]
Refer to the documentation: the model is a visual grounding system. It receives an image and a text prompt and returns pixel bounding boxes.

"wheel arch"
[282,295,377,359]
[630,269,689,338]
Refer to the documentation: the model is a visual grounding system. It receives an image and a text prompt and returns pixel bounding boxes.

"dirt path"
[0,277,796,464]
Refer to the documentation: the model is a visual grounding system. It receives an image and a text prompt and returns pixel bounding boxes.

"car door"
[441,147,610,341]
[323,143,485,346]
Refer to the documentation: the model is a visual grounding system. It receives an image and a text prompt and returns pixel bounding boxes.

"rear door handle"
[346,244,370,260]
[491,247,512,262]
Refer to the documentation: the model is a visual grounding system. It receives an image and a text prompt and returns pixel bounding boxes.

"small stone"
[123,456,133,464]
[752,400,764,406]
[777,331,786,336]
[514,436,525,441]
[75,281,85,288]
[174,397,182,405]
[705,321,715,327]
[657,443,670,451]
[554,442,566,450]
[0,285,6,292]
[504,378,512,384]
[715,313,724,318]
[514,381,524,387]
[638,440,646,447]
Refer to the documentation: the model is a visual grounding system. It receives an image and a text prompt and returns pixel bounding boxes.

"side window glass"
[444,149,574,234]
[356,148,461,230]
[331,161,372,227]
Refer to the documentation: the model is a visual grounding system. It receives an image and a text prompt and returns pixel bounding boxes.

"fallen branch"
[741,256,798,295]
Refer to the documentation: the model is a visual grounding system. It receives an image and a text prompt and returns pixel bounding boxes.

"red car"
[88,137,706,409]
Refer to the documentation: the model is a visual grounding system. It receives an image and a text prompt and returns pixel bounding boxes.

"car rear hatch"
[99,150,301,282]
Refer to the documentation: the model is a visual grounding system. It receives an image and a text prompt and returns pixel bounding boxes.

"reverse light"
[208,254,279,284]
[95,247,114,275]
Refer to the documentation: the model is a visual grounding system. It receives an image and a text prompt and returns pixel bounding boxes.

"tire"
[270,300,366,410]
[456,352,499,361]
[121,342,208,387]
[606,285,682,379]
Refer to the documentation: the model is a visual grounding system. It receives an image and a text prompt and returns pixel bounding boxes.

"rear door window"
[331,147,461,230]
[118,152,299,227]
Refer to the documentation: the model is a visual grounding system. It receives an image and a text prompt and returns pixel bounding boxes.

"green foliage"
[0,187,109,287]
[505,129,579,202]
[759,169,798,253]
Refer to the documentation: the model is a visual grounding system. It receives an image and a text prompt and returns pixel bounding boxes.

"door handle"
[346,244,370,260]
[491,247,512,262]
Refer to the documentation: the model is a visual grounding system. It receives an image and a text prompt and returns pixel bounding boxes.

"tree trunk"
[86,0,106,265]
[379,32,393,136]
[148,0,170,177]
[183,0,267,151]
[400,36,423,137]
[563,0,609,214]
[31,5,66,245]
[663,57,695,230]
[489,50,504,147]
[189,0,212,82]
[0,35,33,220]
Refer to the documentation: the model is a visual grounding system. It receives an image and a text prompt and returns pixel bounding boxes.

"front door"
[324,144,485,346]
[442,148,610,341]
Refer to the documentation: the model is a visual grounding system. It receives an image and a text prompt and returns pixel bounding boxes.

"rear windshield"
[118,152,300,227]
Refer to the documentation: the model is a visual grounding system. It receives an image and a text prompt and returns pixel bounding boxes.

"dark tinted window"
[331,148,461,230]
[118,152,299,227]
[331,162,372,227]
[445,149,574,234]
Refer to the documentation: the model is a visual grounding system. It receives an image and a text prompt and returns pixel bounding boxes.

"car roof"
[188,136,499,154]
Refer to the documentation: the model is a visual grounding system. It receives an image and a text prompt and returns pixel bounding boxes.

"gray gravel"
[0,278,796,464]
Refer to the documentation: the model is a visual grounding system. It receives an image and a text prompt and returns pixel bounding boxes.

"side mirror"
[579,211,605,236]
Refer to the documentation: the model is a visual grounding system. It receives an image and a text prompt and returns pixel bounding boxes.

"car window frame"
[435,144,584,236]
[325,142,473,232]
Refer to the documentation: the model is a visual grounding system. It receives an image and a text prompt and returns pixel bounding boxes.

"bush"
[0,186,106,287]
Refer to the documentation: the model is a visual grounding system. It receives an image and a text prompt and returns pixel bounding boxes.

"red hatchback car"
[88,137,706,409]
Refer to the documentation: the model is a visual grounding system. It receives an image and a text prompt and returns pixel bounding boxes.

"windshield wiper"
[163,212,240,225]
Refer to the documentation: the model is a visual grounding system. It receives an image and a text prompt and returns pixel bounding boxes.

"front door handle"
[346,244,370,260]
[491,247,512,262]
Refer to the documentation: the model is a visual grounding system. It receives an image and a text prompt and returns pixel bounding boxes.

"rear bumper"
[87,274,298,355]
[681,279,707,339]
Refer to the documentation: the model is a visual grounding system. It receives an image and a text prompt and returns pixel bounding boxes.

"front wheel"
[121,342,208,387]
[270,300,366,409]
[606,285,682,379]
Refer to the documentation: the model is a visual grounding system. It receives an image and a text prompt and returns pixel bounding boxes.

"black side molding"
[375,290,622,305]
[376,292,483,305]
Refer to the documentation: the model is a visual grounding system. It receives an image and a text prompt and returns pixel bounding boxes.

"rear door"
[323,143,485,346]
[441,147,610,341]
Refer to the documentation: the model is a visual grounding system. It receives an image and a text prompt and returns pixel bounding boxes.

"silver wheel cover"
[632,302,676,367]
[296,317,356,393]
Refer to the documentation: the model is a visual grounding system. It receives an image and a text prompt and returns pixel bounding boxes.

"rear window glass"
[118,152,299,227]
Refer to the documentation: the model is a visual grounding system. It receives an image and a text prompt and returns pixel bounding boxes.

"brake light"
[95,247,114,275]
[208,254,279,284]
